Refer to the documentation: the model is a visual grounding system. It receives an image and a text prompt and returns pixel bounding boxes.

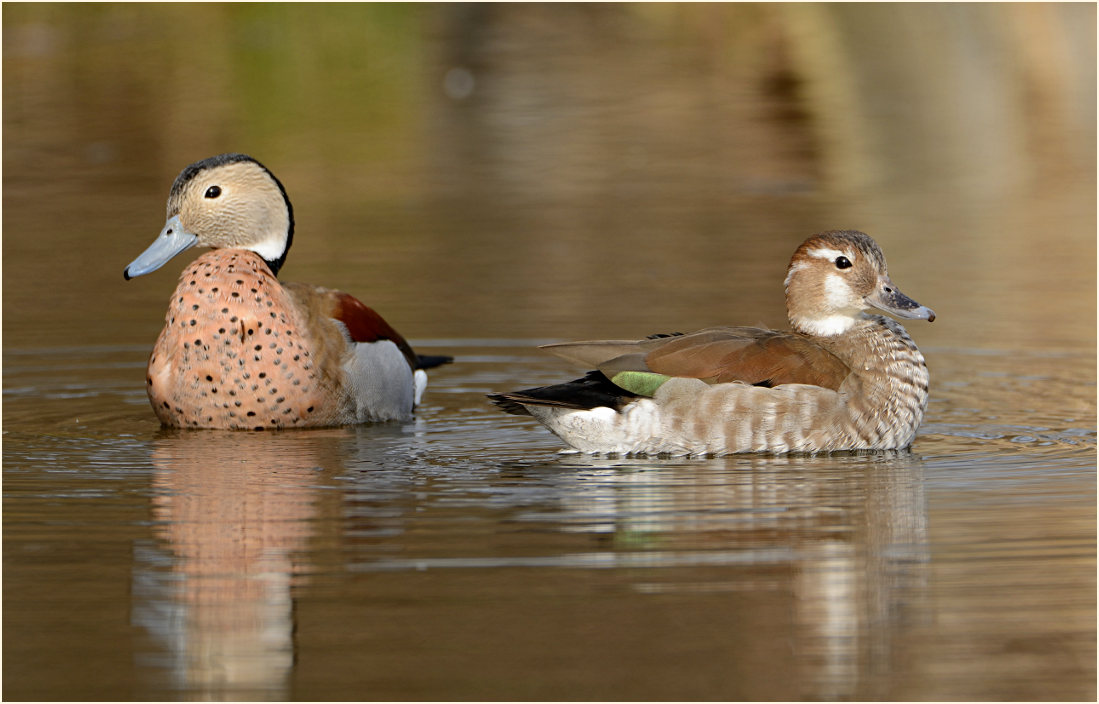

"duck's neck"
[790,312,865,337]
[820,315,930,449]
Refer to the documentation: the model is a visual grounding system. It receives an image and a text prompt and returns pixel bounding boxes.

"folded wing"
[542,326,850,393]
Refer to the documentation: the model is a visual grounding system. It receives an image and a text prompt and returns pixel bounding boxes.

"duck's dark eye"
[834,256,852,269]
[204,186,222,199]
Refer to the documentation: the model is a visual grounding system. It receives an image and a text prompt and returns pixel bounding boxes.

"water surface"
[4,4,1095,701]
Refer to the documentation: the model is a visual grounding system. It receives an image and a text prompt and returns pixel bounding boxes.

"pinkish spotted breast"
[148,250,343,429]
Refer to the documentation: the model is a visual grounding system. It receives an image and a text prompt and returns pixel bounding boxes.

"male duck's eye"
[204,186,222,199]
[834,256,852,269]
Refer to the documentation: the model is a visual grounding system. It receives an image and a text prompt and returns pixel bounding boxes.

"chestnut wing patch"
[642,327,851,391]
[283,282,421,372]
[331,293,419,371]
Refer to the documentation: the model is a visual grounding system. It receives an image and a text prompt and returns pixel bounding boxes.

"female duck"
[125,153,449,430]
[491,230,934,455]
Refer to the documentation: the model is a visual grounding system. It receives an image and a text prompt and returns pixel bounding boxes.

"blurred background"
[3,4,1095,701]
[4,2,1095,350]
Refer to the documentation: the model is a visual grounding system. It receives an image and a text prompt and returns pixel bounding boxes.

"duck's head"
[783,230,935,337]
[124,153,294,280]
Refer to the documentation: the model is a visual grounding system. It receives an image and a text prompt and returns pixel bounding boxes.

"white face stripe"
[807,246,852,262]
[783,261,809,288]
[785,247,855,288]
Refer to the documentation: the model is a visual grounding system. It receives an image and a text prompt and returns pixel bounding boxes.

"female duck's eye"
[204,186,222,199]
[834,256,852,269]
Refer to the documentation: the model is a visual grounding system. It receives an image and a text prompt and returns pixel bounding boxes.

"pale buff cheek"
[179,164,289,254]
[242,197,290,259]
[822,273,854,308]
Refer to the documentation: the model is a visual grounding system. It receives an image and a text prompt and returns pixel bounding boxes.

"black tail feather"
[416,354,454,370]
[487,393,537,416]
[488,370,639,416]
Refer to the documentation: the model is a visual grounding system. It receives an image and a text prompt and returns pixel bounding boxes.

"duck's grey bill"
[867,281,936,322]
[124,215,198,280]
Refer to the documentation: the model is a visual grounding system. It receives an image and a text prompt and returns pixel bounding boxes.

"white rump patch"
[527,400,665,455]
[413,369,428,407]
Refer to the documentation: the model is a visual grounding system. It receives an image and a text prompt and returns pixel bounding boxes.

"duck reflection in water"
[541,451,930,699]
[131,430,344,699]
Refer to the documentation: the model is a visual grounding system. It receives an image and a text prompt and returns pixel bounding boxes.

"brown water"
[4,4,1096,701]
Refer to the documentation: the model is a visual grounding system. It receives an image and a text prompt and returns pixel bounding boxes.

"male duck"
[125,153,450,430]
[490,230,934,455]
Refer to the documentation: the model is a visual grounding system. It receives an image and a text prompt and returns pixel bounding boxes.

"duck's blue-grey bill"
[124,214,198,280]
